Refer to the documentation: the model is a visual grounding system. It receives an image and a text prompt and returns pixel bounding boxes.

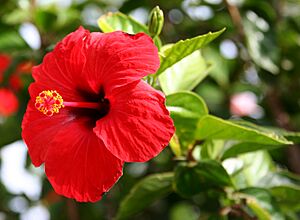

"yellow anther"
[35,90,64,116]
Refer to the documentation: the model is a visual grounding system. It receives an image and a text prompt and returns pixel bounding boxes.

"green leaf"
[174,160,233,197]
[256,127,300,144]
[159,50,210,95]
[3,9,30,25]
[246,198,272,220]
[166,92,208,148]
[156,28,225,75]
[256,172,300,211]
[244,18,279,74]
[167,91,208,117]
[203,47,230,86]
[170,202,199,220]
[98,12,162,48]
[242,152,274,180]
[271,129,300,144]
[0,115,22,147]
[98,12,148,34]
[116,172,174,220]
[34,9,58,32]
[196,115,291,145]
[270,186,300,211]
[231,151,275,188]
[0,31,29,52]
[282,132,300,143]
[222,142,282,159]
[241,187,284,220]
[201,140,225,160]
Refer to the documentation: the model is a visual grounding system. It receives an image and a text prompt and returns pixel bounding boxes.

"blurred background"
[0,0,300,219]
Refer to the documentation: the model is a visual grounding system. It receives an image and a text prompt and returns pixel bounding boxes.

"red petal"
[31,28,159,100]
[22,97,124,202]
[94,81,175,162]
[84,31,160,94]
[32,27,91,101]
[22,101,72,166]
[45,119,123,202]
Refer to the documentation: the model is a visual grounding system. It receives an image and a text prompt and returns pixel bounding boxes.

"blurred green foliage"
[1,0,300,219]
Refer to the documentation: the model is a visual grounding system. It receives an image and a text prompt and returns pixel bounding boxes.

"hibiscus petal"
[45,119,123,202]
[94,81,175,162]
[84,31,160,94]
[22,101,73,166]
[22,96,123,201]
[32,27,92,101]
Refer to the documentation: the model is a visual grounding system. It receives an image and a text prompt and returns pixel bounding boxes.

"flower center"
[35,90,64,116]
[35,90,105,116]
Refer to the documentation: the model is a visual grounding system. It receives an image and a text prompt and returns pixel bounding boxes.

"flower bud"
[148,6,164,37]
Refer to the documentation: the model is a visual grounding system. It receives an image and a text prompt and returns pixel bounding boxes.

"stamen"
[35,90,106,116]
[35,90,64,116]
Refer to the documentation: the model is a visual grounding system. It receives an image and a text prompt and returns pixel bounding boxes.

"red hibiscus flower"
[0,88,19,117]
[9,75,23,91]
[0,54,11,83]
[15,61,34,75]
[0,54,33,91]
[22,27,174,202]
[10,61,34,91]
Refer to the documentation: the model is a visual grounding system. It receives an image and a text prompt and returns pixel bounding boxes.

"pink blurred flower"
[230,91,260,117]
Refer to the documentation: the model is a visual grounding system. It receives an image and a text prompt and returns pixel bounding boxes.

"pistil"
[35,90,104,116]
[63,101,102,110]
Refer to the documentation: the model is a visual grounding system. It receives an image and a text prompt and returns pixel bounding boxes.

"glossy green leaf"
[222,142,282,159]
[98,12,148,34]
[242,151,274,186]
[167,91,208,117]
[166,92,208,148]
[159,50,210,95]
[272,129,300,144]
[116,172,174,220]
[256,126,300,144]
[174,160,233,197]
[196,115,291,145]
[229,151,275,188]
[156,28,225,75]
[98,12,162,48]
